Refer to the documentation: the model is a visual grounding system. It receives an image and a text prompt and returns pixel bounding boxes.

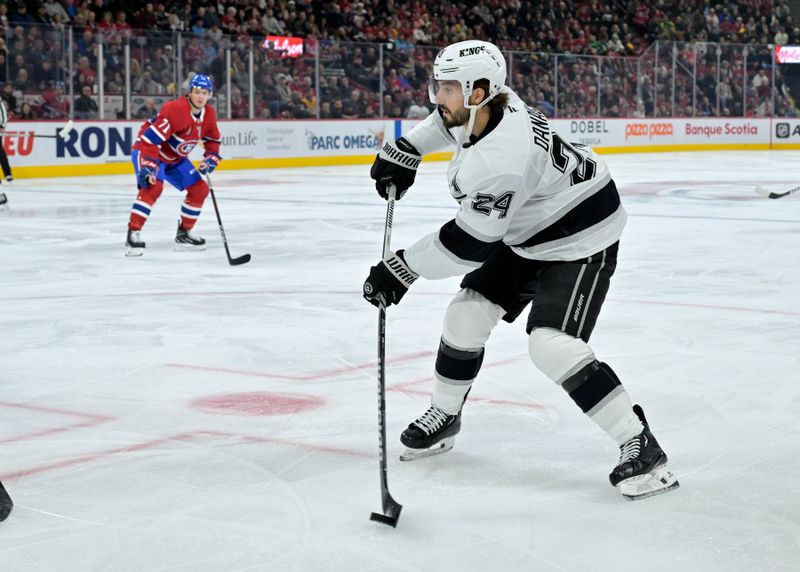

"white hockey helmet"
[429,40,507,109]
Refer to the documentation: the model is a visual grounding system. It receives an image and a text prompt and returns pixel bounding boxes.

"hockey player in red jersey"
[125,73,222,256]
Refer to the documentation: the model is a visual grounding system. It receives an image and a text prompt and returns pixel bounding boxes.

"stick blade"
[756,185,790,199]
[370,511,400,527]
[229,254,251,266]
[370,495,402,528]
[58,120,75,139]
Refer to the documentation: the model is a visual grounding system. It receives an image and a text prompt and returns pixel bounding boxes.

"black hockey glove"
[370,137,421,200]
[363,250,419,308]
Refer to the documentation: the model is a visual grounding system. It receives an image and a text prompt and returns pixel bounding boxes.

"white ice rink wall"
[4,116,800,178]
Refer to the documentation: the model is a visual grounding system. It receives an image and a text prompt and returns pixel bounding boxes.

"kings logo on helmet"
[459,46,485,57]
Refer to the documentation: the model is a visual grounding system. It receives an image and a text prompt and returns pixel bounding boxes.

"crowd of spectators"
[0,0,797,121]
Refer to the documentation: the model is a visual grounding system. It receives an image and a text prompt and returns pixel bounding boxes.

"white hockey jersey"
[402,87,626,280]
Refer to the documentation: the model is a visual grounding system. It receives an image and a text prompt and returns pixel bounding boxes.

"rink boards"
[4,116,800,178]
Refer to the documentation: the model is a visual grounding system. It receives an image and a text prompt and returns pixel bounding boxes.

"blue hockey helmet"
[189,73,213,93]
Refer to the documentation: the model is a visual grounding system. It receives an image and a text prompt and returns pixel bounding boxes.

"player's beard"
[439,105,470,128]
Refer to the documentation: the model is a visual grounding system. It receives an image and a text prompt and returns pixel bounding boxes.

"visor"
[428,77,463,104]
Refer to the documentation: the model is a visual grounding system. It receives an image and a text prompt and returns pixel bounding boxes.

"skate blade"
[125,246,144,257]
[399,437,454,461]
[618,464,680,500]
[174,243,207,251]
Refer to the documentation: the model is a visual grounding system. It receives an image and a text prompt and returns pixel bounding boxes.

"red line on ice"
[607,298,800,317]
[0,430,370,481]
[0,401,114,444]
[391,355,550,411]
[4,290,797,317]
[0,419,111,445]
[1,434,184,480]
[164,349,435,381]
[0,401,112,421]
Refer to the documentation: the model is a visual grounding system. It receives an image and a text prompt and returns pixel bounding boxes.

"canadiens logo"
[177,140,198,154]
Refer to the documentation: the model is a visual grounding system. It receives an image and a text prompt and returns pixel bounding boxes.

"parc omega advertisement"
[3,117,800,176]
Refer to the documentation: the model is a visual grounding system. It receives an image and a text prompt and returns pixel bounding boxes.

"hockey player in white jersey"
[363,40,678,500]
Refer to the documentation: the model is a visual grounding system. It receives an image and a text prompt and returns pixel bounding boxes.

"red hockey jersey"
[133,97,221,164]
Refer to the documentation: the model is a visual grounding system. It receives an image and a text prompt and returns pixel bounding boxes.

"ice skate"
[125,229,145,256]
[174,224,206,251]
[399,405,461,461]
[5,176,12,183]
[0,191,8,212]
[610,405,679,500]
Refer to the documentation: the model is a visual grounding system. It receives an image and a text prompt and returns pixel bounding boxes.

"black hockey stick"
[369,186,403,528]
[755,184,800,199]
[5,120,75,140]
[205,173,251,266]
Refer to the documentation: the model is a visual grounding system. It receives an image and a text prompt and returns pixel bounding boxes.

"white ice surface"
[0,151,798,571]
